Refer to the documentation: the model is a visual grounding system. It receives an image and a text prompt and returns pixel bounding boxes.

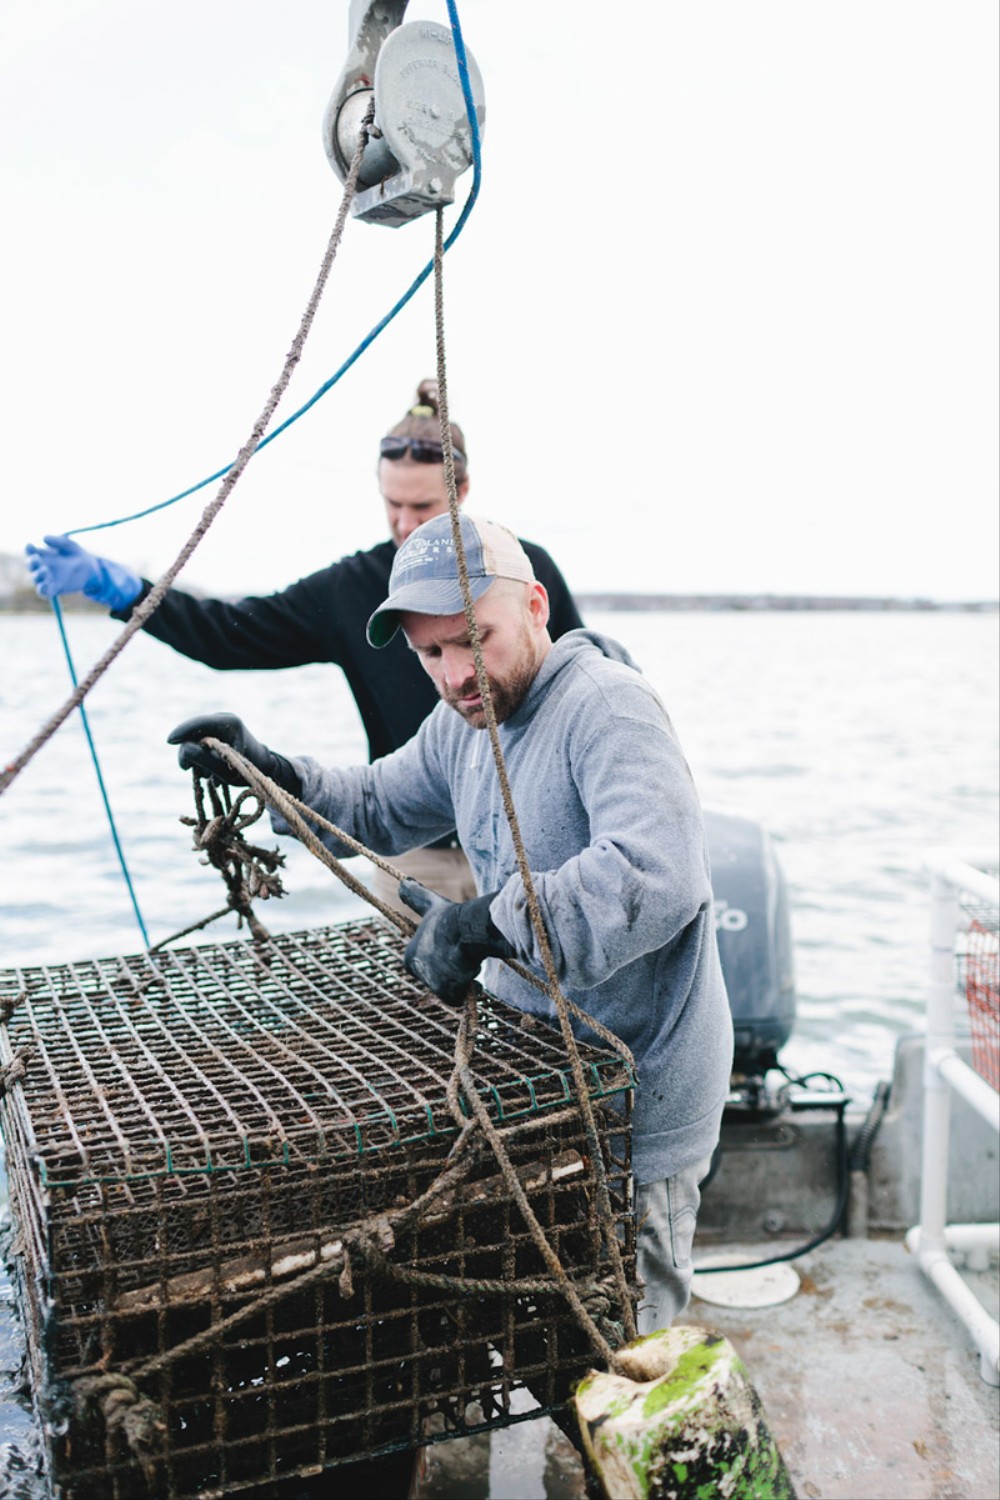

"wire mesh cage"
[959,895,1000,1093]
[0,919,634,1500]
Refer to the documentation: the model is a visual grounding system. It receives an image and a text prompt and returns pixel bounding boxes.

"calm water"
[0,607,998,1483]
[2,609,997,1095]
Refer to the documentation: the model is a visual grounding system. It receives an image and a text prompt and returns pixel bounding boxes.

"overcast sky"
[1,1,997,601]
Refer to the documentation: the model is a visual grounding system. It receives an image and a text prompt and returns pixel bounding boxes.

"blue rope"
[53,0,482,949]
[51,598,151,948]
[68,0,481,541]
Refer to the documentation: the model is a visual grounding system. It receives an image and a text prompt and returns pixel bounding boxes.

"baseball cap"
[367,512,535,648]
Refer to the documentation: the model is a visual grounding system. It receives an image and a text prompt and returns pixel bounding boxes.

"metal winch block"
[323,0,486,226]
[0,919,634,1499]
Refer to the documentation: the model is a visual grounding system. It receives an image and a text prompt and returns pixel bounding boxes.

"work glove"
[167,712,302,795]
[24,534,142,611]
[400,879,513,1005]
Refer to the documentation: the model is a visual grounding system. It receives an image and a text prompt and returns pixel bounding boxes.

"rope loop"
[73,1373,166,1484]
[188,776,287,925]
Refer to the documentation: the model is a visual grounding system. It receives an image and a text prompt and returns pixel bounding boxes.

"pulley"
[322,0,485,227]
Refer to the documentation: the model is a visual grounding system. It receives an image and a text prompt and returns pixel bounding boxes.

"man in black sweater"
[25,382,582,906]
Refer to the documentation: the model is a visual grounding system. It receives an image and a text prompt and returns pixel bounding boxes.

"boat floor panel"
[691,1236,999,1500]
[415,1235,1000,1500]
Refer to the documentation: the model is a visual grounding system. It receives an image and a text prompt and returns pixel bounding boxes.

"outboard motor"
[703,810,796,1079]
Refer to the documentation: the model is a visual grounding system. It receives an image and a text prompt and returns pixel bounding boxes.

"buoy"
[574,1325,797,1499]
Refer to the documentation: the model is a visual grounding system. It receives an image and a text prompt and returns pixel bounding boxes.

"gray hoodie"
[279,630,733,1183]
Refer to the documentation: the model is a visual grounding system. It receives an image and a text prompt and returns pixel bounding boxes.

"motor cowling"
[703,810,796,1076]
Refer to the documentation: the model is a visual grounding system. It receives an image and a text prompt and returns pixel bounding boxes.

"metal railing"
[906,853,1000,1385]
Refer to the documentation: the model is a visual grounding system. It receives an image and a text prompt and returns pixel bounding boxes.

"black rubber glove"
[400,879,514,1005]
[166,712,302,795]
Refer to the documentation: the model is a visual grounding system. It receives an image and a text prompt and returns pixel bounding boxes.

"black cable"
[696,1066,851,1276]
[849,1079,891,1172]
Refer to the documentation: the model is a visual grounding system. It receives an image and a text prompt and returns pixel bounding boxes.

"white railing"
[905,852,1000,1385]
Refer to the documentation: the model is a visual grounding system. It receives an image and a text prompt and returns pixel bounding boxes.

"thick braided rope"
[72,1373,165,1482]
[186,747,633,1068]
[115,1100,620,1384]
[445,993,624,1369]
[157,752,632,1370]
[430,210,637,1347]
[0,103,375,800]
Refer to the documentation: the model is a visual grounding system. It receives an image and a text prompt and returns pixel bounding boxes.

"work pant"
[372,845,478,918]
[635,1156,712,1333]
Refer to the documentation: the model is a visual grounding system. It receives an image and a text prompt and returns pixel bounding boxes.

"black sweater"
[117,538,583,762]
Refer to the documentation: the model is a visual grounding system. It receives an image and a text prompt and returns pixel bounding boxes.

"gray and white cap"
[367,512,535,648]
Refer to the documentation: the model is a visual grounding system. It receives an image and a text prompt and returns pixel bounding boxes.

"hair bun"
[411,378,439,416]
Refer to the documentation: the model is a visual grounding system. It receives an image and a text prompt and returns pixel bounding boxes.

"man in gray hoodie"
[168,512,733,1331]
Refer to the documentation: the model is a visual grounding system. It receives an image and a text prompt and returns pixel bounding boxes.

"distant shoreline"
[1,556,995,615]
[3,591,995,615]
[574,593,998,613]
[2,592,995,615]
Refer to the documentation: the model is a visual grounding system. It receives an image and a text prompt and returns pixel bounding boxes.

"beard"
[441,632,537,728]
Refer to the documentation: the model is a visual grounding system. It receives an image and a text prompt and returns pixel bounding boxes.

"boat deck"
[1,1231,997,1497]
[416,1234,1000,1500]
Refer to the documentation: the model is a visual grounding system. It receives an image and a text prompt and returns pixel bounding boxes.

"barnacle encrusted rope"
[0,102,375,801]
[431,208,638,1347]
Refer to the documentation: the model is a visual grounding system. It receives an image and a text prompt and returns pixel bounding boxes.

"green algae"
[642,1340,725,1419]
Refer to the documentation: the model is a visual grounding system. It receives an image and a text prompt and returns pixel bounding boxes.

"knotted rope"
[150,209,642,1365]
[150,779,287,950]
[0,100,375,800]
[73,1374,165,1486]
[167,753,637,1365]
[179,751,634,1068]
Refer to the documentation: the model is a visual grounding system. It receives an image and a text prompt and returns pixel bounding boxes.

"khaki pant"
[371,845,478,920]
[635,1156,713,1333]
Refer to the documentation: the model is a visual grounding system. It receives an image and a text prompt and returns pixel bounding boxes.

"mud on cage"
[0,918,635,1499]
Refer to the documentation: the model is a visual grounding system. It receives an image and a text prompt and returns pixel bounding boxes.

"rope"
[429,209,638,1348]
[118,1118,486,1379]
[0,102,374,803]
[72,1374,165,1484]
[446,991,625,1369]
[172,778,286,945]
[174,750,634,1069]
[114,755,636,1377]
[0,991,28,1026]
[61,0,483,545]
[0,1047,33,1100]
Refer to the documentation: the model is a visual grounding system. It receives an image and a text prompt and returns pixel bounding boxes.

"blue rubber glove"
[24,534,142,611]
[400,878,513,1005]
[167,712,302,795]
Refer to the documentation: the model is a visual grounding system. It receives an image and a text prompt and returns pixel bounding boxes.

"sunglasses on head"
[380,436,466,466]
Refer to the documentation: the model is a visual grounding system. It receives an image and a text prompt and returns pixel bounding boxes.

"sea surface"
[3,608,997,1095]
[0,607,998,1486]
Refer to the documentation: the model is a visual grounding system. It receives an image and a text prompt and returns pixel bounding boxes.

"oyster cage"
[0,918,635,1499]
